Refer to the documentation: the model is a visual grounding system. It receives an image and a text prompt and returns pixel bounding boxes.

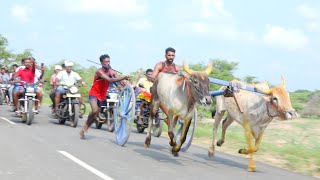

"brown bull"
[208,77,298,171]
[144,62,213,156]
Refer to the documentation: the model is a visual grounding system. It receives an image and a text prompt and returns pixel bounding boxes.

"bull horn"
[252,83,271,95]
[281,75,286,88]
[204,61,213,75]
[183,61,193,75]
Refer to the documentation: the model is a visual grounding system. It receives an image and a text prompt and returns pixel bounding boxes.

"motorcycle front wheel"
[70,104,79,127]
[26,99,34,125]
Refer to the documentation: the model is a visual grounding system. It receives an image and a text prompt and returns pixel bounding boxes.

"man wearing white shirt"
[54,61,87,115]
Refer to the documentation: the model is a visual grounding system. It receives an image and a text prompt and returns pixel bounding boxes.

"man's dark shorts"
[88,96,107,108]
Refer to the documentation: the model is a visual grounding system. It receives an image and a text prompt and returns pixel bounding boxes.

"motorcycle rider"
[79,54,130,139]
[7,64,18,105]
[0,67,11,103]
[135,69,154,125]
[13,57,42,114]
[49,65,62,113]
[0,67,10,84]
[32,59,45,112]
[54,61,87,116]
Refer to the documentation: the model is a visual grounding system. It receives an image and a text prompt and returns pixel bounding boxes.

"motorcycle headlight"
[109,93,118,100]
[70,86,79,94]
[26,87,34,93]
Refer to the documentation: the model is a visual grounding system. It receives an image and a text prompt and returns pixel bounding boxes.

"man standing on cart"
[151,47,181,79]
[80,54,130,139]
[150,47,181,124]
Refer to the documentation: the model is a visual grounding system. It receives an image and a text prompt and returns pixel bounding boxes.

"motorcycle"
[94,86,119,132]
[17,82,39,125]
[0,83,10,105]
[56,85,83,127]
[133,84,164,137]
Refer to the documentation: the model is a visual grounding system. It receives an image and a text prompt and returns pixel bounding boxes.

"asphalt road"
[0,104,316,180]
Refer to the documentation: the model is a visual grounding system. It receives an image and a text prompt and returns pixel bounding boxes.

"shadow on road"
[127,141,168,151]
[9,115,39,125]
[133,148,183,165]
[192,152,248,170]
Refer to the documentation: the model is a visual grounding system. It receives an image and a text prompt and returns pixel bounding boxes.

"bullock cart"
[113,76,263,148]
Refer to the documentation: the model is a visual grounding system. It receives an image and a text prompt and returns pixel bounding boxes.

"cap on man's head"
[64,61,74,67]
[54,65,62,70]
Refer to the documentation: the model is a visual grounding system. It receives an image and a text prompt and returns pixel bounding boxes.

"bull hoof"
[217,139,224,146]
[238,148,248,154]
[171,147,179,157]
[208,146,215,157]
[171,151,179,157]
[144,138,151,148]
[248,165,256,172]
[144,143,150,149]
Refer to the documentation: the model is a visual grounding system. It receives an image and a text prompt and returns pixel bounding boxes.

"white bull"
[144,62,212,156]
[208,77,298,172]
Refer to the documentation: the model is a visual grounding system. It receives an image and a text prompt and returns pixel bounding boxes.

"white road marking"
[0,117,16,125]
[58,150,114,180]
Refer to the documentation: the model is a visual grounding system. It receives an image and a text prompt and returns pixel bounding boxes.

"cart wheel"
[114,85,136,146]
[174,108,197,152]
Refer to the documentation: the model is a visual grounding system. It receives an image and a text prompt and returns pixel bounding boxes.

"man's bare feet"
[79,129,85,139]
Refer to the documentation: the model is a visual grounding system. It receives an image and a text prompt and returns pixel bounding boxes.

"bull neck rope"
[184,79,196,105]
[266,101,278,118]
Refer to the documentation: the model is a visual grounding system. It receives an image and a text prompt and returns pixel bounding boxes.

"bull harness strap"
[223,86,244,113]
[233,93,244,113]
[266,102,278,118]
[182,79,195,102]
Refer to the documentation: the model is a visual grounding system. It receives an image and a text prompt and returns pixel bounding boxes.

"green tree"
[243,75,258,84]
[0,34,33,69]
[0,35,13,66]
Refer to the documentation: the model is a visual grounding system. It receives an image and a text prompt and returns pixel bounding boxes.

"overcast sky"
[1,0,319,91]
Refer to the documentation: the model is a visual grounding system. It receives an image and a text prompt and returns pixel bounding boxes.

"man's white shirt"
[56,70,81,87]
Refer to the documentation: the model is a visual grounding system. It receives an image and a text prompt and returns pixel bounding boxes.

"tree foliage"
[243,75,258,84]
[0,34,33,68]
